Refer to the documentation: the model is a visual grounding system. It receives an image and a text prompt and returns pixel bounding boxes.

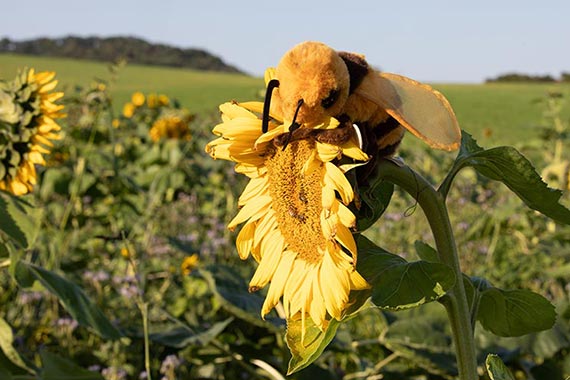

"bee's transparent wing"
[356,72,461,151]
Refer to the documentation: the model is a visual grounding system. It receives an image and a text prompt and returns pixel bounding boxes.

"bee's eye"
[321,89,339,109]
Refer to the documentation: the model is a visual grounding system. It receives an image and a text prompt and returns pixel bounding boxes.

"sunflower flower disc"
[206,77,370,331]
[0,69,64,195]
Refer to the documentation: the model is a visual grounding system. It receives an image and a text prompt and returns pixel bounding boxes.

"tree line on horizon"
[486,72,570,83]
[0,36,243,73]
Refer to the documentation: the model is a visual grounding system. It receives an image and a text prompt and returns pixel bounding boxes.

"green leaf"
[414,240,439,262]
[441,131,570,225]
[40,350,104,380]
[356,235,455,310]
[149,317,233,348]
[485,354,515,380]
[383,316,457,378]
[478,288,556,337]
[0,317,35,375]
[15,261,122,340]
[0,191,40,248]
[354,176,394,232]
[286,317,340,375]
[199,265,281,331]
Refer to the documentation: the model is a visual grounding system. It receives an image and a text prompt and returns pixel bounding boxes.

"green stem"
[372,158,478,380]
[140,301,152,380]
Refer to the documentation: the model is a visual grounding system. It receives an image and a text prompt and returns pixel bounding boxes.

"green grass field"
[2,53,569,146]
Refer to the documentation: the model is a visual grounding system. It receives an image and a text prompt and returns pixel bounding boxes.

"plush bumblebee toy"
[261,41,461,158]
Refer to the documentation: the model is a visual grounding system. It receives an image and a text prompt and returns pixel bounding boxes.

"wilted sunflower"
[206,81,370,331]
[0,69,64,195]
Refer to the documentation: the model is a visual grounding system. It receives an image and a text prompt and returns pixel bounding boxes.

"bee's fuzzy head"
[273,41,349,126]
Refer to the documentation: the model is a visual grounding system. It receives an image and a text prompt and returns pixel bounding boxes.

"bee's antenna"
[282,98,303,150]
[262,79,280,133]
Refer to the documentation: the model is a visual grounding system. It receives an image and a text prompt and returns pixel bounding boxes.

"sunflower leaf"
[356,235,455,309]
[440,131,570,225]
[0,191,40,248]
[14,261,122,340]
[354,175,394,232]
[477,288,556,337]
[40,350,104,380]
[383,315,457,378]
[199,265,282,332]
[485,354,515,380]
[0,317,35,376]
[414,240,439,262]
[286,317,340,375]
[149,317,233,348]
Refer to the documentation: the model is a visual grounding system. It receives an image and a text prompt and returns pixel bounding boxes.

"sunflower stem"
[372,158,478,380]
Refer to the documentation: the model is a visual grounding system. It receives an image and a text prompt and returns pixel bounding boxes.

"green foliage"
[477,287,556,337]
[356,235,456,310]
[0,61,569,380]
[286,318,341,375]
[441,131,570,224]
[15,261,122,340]
[0,36,242,73]
[40,350,104,380]
[486,73,557,83]
[0,191,39,248]
[486,354,515,380]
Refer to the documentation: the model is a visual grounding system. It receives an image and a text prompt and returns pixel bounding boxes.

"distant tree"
[486,72,556,83]
[0,36,243,73]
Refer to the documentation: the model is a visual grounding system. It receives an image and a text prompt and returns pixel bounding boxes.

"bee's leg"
[281,122,301,150]
[281,99,304,150]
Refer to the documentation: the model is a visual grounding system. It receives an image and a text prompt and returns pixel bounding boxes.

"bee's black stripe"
[373,116,400,140]
[338,51,369,94]
[377,141,401,157]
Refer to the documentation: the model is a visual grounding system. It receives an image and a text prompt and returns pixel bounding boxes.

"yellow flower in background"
[181,254,200,275]
[158,94,170,106]
[149,114,192,142]
[147,93,158,108]
[112,118,120,128]
[205,84,370,330]
[122,102,135,118]
[131,91,145,107]
[0,68,64,195]
[120,247,131,259]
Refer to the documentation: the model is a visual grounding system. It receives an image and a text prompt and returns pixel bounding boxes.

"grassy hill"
[0,53,262,116]
[1,53,569,146]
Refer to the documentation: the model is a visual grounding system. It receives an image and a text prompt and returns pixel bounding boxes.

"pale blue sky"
[3,0,569,82]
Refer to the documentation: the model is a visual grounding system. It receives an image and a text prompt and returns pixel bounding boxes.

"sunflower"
[0,69,64,195]
[149,113,192,142]
[205,78,370,331]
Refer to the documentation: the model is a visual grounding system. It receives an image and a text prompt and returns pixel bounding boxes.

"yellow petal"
[320,250,350,320]
[264,68,277,85]
[239,101,265,115]
[316,142,341,162]
[228,195,272,230]
[253,209,278,249]
[309,274,327,329]
[219,102,257,120]
[236,222,256,260]
[238,176,269,207]
[335,201,356,228]
[334,224,357,257]
[254,124,287,146]
[249,228,284,289]
[324,162,353,205]
[349,269,371,290]
[261,250,296,316]
[235,164,267,178]
[340,140,369,161]
[283,259,308,316]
